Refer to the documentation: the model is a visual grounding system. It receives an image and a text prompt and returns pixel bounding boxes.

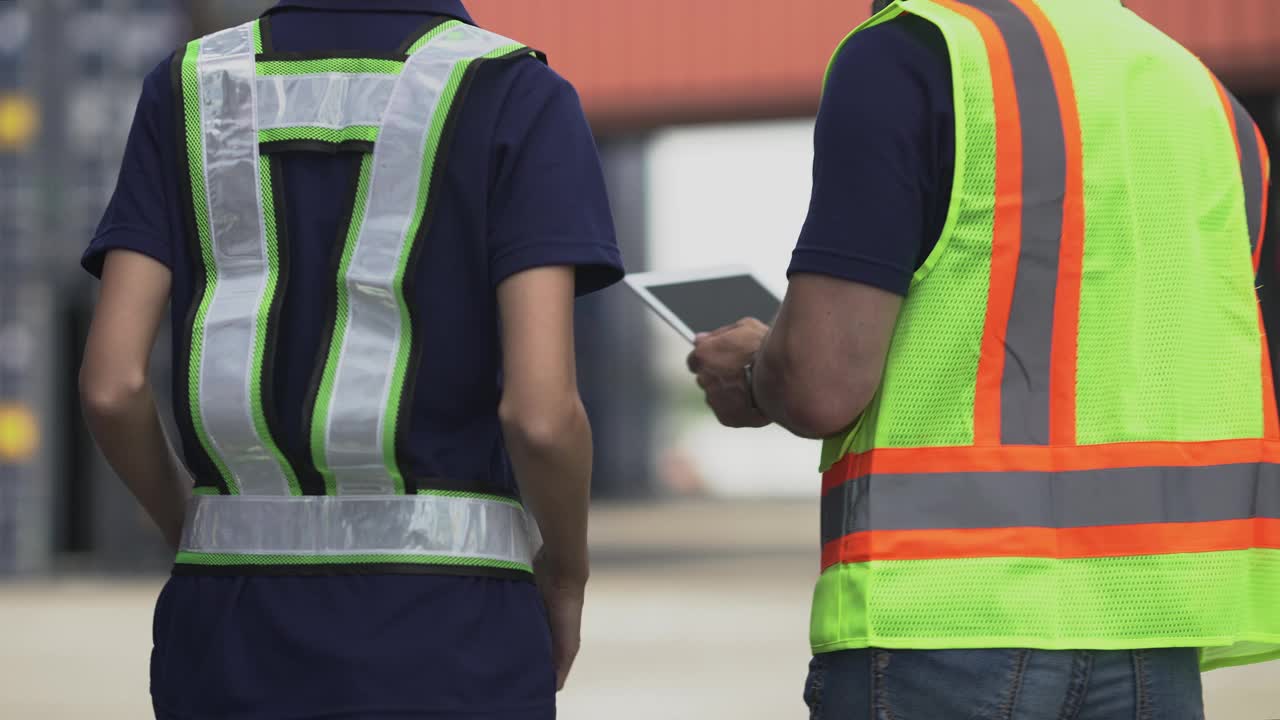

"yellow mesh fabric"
[813,550,1280,670]
[811,0,1279,671]
[1036,0,1262,444]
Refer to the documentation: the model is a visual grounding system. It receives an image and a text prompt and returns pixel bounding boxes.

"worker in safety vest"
[687,0,1275,716]
[79,2,622,717]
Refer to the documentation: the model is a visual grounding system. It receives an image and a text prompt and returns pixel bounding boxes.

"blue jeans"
[803,648,1205,720]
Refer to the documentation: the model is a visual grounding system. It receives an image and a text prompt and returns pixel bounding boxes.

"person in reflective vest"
[687,0,1275,716]
[80,2,622,717]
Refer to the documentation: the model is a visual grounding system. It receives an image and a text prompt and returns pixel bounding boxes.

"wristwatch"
[744,359,760,411]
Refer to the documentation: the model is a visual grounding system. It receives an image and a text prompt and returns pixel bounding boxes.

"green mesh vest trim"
[416,489,523,509]
[253,156,302,494]
[310,153,374,494]
[406,19,465,54]
[376,42,527,486]
[256,58,404,76]
[258,125,381,146]
[179,23,301,494]
[174,551,532,574]
[180,37,237,489]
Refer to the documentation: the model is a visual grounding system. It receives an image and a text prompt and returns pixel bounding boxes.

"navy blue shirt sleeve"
[82,58,176,278]
[486,61,624,296]
[788,18,954,297]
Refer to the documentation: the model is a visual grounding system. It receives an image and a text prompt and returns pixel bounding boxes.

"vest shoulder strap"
[172,19,537,497]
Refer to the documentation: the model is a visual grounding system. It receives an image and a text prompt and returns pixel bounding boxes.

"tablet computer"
[624,266,782,343]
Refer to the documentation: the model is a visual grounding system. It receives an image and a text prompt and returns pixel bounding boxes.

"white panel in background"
[644,120,821,498]
[647,119,815,296]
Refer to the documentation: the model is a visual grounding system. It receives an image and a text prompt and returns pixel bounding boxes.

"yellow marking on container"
[0,94,38,151]
[0,403,39,462]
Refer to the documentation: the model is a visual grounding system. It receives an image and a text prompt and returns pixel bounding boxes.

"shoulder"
[137,51,181,116]
[469,48,591,155]
[109,52,182,154]
[826,15,951,95]
[478,50,584,119]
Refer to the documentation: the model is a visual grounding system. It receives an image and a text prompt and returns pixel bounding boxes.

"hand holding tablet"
[624,265,782,342]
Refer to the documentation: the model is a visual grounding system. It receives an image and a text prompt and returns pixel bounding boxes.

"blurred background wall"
[0,0,1277,576]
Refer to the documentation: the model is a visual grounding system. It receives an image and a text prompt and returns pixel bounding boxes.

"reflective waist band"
[177,494,537,572]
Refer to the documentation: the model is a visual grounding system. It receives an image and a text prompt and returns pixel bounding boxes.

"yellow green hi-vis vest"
[814,0,1275,671]
[170,18,542,577]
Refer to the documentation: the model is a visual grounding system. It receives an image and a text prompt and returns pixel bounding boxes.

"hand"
[686,317,772,428]
[534,548,587,691]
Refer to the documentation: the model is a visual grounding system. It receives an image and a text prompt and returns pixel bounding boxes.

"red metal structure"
[466,0,1280,132]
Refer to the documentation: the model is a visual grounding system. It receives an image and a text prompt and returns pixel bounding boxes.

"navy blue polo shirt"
[84,1,621,718]
[789,14,954,294]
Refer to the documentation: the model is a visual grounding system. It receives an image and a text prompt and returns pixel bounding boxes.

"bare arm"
[754,273,902,438]
[79,250,189,548]
[688,20,933,438]
[498,265,592,579]
[496,265,593,689]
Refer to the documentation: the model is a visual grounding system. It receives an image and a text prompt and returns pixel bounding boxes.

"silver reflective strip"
[820,463,1280,544]
[256,73,397,131]
[195,22,291,495]
[960,0,1067,445]
[324,25,521,494]
[179,495,536,566]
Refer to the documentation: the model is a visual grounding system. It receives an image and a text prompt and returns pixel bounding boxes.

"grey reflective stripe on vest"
[959,0,1069,446]
[820,463,1280,545]
[256,74,397,131]
[1223,91,1266,260]
[315,25,526,495]
[178,494,536,570]
[188,21,296,495]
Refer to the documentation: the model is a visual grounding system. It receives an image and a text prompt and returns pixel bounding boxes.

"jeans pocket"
[873,648,1031,720]
[804,656,827,720]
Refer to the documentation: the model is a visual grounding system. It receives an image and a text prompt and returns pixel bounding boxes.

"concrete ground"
[1,500,1276,719]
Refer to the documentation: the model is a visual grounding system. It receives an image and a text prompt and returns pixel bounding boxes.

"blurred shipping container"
[0,0,1277,575]
[465,0,1280,131]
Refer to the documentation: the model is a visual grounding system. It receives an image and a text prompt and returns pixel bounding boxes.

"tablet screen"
[645,274,781,336]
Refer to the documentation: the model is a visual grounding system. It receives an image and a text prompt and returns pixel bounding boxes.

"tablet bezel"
[624,265,778,343]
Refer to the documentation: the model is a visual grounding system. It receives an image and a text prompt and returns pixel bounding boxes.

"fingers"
[540,582,584,692]
[551,616,581,691]
[720,316,762,333]
[555,656,568,690]
[712,317,762,335]
[554,642,578,690]
[687,329,732,375]
[686,349,702,374]
[695,320,747,345]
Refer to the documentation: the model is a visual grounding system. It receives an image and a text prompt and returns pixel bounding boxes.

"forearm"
[82,383,189,548]
[501,398,593,582]
[752,331,824,439]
